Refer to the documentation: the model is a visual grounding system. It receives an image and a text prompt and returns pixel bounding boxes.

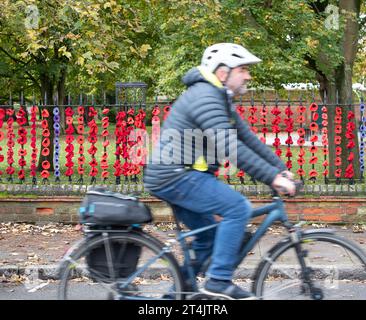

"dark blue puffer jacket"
[143,67,287,191]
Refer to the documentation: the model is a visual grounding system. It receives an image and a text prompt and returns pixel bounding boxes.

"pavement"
[0,222,365,282]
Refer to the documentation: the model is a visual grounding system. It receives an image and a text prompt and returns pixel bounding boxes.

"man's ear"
[215,66,229,83]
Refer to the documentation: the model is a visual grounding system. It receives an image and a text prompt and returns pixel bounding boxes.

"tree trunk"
[317,0,361,182]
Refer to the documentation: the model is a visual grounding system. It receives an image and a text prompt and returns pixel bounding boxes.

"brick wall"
[0,196,365,224]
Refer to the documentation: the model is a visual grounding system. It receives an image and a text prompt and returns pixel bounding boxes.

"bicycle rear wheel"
[58,231,185,300]
[253,231,366,300]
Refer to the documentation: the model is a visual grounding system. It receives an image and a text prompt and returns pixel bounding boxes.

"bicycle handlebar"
[271,180,304,198]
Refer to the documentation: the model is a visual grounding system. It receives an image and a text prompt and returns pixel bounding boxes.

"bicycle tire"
[58,230,185,300]
[252,231,366,300]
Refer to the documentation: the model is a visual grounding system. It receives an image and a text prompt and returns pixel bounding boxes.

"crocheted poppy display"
[151,105,161,150]
[101,108,109,181]
[30,106,37,184]
[40,109,50,181]
[5,109,15,181]
[76,106,85,182]
[271,105,282,157]
[114,110,127,184]
[284,105,294,169]
[53,107,61,182]
[87,106,98,182]
[334,106,342,181]
[345,109,356,181]
[0,109,5,179]
[308,103,319,182]
[359,100,365,176]
[132,108,147,175]
[260,105,268,144]
[296,104,306,179]
[16,107,28,181]
[65,107,75,181]
[248,105,258,134]
[320,106,329,181]
[236,105,245,121]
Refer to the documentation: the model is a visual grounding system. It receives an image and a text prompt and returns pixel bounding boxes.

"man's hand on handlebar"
[271,173,296,196]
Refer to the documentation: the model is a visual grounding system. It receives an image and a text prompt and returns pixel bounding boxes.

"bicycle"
[57,183,366,300]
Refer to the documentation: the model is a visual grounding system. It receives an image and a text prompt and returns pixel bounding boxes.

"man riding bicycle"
[143,43,296,300]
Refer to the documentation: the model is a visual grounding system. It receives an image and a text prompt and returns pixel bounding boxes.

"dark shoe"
[200,278,257,300]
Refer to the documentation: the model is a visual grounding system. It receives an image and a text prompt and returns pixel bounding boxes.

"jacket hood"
[182,67,224,89]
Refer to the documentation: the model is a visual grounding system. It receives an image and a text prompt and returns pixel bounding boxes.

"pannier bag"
[85,235,142,280]
[79,188,152,280]
[79,188,152,226]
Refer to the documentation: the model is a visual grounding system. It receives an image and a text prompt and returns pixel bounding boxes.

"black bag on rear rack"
[79,188,152,280]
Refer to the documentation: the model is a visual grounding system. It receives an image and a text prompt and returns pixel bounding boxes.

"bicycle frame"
[174,196,291,292]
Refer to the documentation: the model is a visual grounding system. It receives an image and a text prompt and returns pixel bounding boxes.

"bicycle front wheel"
[253,231,366,300]
[58,231,185,300]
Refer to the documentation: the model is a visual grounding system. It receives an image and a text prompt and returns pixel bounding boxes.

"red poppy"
[88,145,97,155]
[127,117,134,125]
[75,136,84,144]
[335,146,342,155]
[347,140,355,149]
[248,116,258,124]
[42,161,51,170]
[18,169,25,180]
[102,108,110,115]
[78,167,85,175]
[312,113,319,121]
[18,159,26,167]
[66,107,75,117]
[321,120,328,127]
[310,135,318,143]
[297,105,306,113]
[347,122,356,131]
[335,169,342,177]
[334,125,342,134]
[309,103,318,112]
[348,152,354,161]
[310,146,318,153]
[297,168,305,176]
[309,156,318,164]
[286,148,292,158]
[297,157,306,165]
[103,140,110,148]
[41,109,50,118]
[261,127,269,134]
[18,149,27,157]
[335,116,342,123]
[41,129,50,137]
[297,138,305,146]
[102,171,109,178]
[41,170,50,179]
[346,131,355,139]
[78,106,84,115]
[285,136,293,145]
[41,148,50,156]
[310,122,318,131]
[321,127,328,135]
[77,125,84,134]
[297,115,305,123]
[309,170,318,178]
[335,107,342,116]
[17,136,27,145]
[41,120,48,129]
[335,157,342,166]
[323,169,329,176]
[17,117,26,126]
[322,160,329,167]
[77,117,84,125]
[66,117,73,125]
[321,106,328,113]
[323,148,329,155]
[152,107,160,116]
[78,156,85,165]
[89,167,98,176]
[102,121,109,129]
[297,128,305,137]
[88,136,97,144]
[78,145,84,154]
[6,109,14,116]
[41,138,50,148]
[347,111,355,120]
[334,136,341,145]
[127,108,135,115]
[66,136,74,144]
[259,118,267,125]
[152,116,160,123]
[65,144,74,153]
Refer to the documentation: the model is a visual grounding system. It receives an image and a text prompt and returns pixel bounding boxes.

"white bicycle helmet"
[201,43,262,73]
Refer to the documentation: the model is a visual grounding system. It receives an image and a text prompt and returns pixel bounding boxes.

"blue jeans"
[151,170,252,281]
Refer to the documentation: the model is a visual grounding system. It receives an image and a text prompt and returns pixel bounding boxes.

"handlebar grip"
[272,180,304,197]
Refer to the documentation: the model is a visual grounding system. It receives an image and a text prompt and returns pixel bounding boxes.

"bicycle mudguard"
[302,228,335,235]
